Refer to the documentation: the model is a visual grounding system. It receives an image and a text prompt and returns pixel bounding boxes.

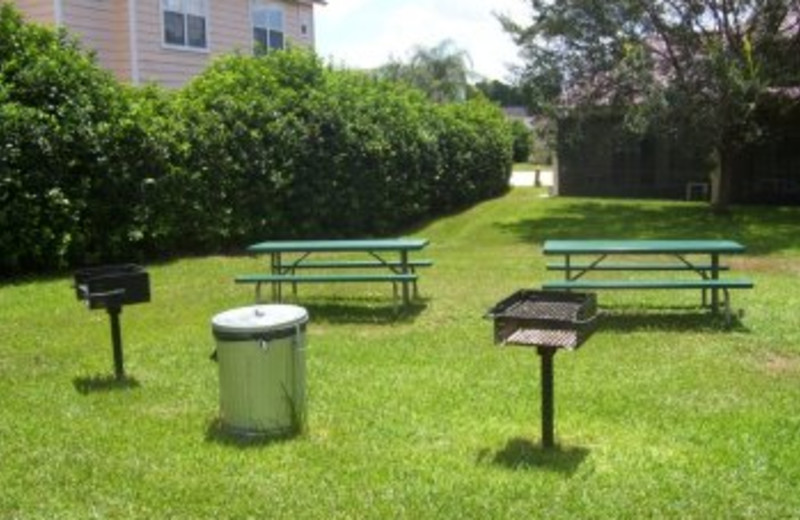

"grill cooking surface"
[488,290,597,350]
[498,300,581,320]
[505,328,579,348]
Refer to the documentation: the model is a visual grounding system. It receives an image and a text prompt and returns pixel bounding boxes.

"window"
[252,4,284,54]
[163,0,208,50]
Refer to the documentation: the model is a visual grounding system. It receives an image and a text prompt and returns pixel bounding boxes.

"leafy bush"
[510,119,533,162]
[159,50,511,248]
[1,5,122,271]
[1,4,512,275]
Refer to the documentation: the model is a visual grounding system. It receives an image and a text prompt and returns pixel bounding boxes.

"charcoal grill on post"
[486,290,597,448]
[74,264,150,380]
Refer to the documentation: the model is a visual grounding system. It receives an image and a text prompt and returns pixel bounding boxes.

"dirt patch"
[761,353,800,376]
[730,257,800,275]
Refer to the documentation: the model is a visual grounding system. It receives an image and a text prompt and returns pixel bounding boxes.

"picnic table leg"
[565,254,571,282]
[271,252,283,303]
[400,250,410,306]
[711,253,720,313]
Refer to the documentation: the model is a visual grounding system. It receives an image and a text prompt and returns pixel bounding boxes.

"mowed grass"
[2,188,800,518]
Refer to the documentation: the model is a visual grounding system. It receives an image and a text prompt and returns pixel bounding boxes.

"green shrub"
[433,99,513,210]
[0,4,127,271]
[1,5,512,274]
[510,118,533,162]
[164,50,511,248]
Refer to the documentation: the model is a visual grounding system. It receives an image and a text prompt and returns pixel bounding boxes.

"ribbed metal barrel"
[211,304,308,436]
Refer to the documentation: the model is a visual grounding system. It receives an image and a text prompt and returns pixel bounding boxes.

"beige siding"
[210,0,251,55]
[286,2,314,48]
[135,0,318,88]
[14,0,321,88]
[12,0,55,25]
[61,0,132,81]
[134,0,216,88]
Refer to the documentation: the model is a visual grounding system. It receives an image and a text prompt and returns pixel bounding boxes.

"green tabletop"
[543,239,746,255]
[247,238,429,254]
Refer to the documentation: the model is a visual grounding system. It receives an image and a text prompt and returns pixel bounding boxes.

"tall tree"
[500,0,800,211]
[377,39,474,103]
[474,79,529,107]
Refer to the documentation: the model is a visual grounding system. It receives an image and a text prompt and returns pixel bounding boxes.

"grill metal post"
[108,304,125,380]
[74,265,149,381]
[486,290,598,450]
[538,346,556,449]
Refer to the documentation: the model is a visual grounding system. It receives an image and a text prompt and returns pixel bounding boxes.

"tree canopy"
[501,0,800,210]
[376,39,474,103]
[473,79,530,107]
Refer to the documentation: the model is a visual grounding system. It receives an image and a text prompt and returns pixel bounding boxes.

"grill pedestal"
[107,294,124,380]
[538,347,556,448]
[486,290,597,449]
[74,265,150,380]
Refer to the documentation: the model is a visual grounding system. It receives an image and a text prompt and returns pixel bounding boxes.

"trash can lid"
[211,304,308,335]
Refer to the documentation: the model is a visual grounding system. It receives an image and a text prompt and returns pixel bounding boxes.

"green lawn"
[513,162,551,171]
[2,188,799,518]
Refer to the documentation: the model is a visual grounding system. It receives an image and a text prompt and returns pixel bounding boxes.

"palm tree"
[377,39,474,103]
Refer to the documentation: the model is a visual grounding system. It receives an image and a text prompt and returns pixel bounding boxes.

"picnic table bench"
[235,238,431,308]
[541,239,754,318]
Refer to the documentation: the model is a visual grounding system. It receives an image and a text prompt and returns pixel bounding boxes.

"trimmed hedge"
[0,4,512,274]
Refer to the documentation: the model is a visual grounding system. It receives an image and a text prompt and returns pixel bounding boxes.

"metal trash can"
[211,304,308,436]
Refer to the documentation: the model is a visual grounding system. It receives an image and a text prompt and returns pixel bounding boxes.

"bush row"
[0,5,512,274]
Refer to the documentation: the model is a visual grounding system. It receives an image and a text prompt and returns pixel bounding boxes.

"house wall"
[557,111,800,205]
[135,0,317,88]
[61,0,132,81]
[556,115,709,200]
[13,0,319,88]
[13,0,54,25]
[734,109,800,205]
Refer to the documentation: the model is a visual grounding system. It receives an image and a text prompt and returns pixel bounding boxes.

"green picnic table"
[542,239,753,317]
[236,238,431,307]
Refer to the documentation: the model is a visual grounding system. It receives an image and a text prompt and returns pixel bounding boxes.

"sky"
[314,0,531,83]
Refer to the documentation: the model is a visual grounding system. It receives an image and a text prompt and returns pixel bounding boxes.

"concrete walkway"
[510,169,554,187]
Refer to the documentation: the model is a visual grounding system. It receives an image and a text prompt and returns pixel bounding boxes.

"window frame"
[160,0,210,53]
[251,1,286,55]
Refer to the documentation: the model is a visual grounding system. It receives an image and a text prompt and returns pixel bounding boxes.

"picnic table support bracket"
[675,253,712,307]
[287,252,312,296]
[367,251,393,270]
[537,346,556,449]
[566,254,608,282]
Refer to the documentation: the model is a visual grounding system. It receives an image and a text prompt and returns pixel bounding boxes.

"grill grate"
[486,290,597,350]
[499,300,585,321]
[505,328,582,348]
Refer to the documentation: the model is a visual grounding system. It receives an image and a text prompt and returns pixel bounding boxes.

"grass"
[513,162,553,171]
[2,188,800,518]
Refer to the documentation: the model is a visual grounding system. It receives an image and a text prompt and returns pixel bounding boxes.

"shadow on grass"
[596,308,751,333]
[204,417,302,449]
[494,199,800,255]
[73,374,140,394]
[298,296,429,325]
[478,438,589,475]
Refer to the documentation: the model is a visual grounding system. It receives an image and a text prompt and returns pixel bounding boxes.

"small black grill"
[486,289,598,448]
[74,264,150,380]
[487,290,596,349]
